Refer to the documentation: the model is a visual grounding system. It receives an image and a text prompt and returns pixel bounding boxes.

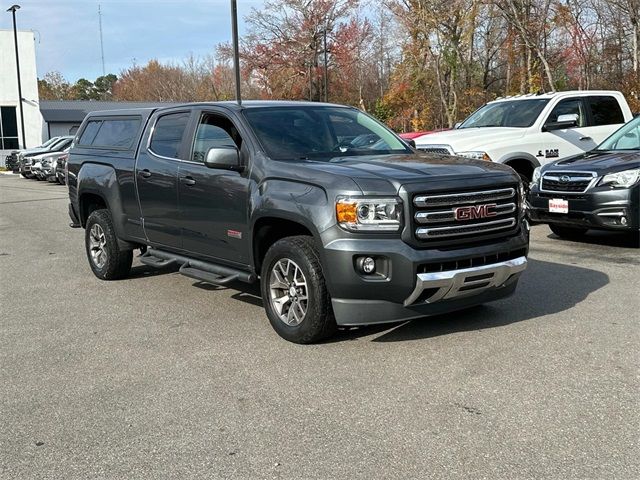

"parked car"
[5,136,62,173]
[31,148,71,182]
[399,129,449,140]
[414,91,634,182]
[53,153,68,184]
[528,114,640,237]
[67,101,529,344]
[19,136,73,178]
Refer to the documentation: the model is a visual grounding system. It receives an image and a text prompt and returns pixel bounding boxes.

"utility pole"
[230,0,242,105]
[7,4,27,149]
[323,28,329,103]
[98,4,106,76]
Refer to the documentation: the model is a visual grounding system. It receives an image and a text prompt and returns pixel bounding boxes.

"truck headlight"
[531,166,542,186]
[600,168,640,188]
[336,197,402,232]
[457,151,492,161]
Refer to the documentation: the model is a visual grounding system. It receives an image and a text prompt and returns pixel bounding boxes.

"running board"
[179,265,238,286]
[144,247,257,284]
[139,252,177,268]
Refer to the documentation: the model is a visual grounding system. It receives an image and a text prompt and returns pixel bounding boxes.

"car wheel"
[549,224,588,238]
[85,209,133,280]
[261,236,337,344]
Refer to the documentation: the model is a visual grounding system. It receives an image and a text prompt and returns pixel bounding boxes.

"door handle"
[579,136,592,141]
[181,176,196,186]
[139,169,152,178]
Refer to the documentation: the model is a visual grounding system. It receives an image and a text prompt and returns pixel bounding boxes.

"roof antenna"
[230,0,242,105]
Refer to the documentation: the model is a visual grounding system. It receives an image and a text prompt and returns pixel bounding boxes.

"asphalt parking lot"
[1,173,638,479]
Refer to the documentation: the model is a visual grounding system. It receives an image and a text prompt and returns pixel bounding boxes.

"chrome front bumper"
[404,256,528,306]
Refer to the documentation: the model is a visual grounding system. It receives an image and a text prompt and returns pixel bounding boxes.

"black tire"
[549,224,588,238]
[260,236,337,344]
[85,209,133,280]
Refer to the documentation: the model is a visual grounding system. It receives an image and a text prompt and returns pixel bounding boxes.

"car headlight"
[600,168,640,188]
[531,166,542,186]
[336,197,402,232]
[456,151,492,161]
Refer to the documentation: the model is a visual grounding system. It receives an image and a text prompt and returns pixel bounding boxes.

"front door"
[538,98,595,165]
[178,110,251,265]
[136,110,191,248]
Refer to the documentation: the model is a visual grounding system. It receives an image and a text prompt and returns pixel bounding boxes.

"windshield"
[597,116,640,151]
[40,137,60,148]
[243,106,411,160]
[49,137,72,151]
[459,99,550,128]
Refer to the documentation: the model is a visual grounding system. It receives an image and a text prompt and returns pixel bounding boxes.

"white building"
[0,29,42,165]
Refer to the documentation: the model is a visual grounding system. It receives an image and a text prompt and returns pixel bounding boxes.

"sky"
[0,0,265,82]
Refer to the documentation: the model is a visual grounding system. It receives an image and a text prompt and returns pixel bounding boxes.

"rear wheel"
[261,236,337,344]
[549,224,588,238]
[85,209,133,280]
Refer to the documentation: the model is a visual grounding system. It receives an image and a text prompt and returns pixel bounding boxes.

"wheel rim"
[269,258,308,326]
[89,224,107,269]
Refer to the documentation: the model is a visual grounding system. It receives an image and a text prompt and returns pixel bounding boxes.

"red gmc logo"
[454,204,498,221]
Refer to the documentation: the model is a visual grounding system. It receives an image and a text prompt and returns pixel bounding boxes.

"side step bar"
[141,248,257,285]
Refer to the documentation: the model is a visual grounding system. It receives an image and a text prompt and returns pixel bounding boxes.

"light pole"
[7,4,27,149]
[230,0,241,105]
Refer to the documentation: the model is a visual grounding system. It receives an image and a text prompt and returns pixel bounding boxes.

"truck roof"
[84,100,353,118]
[491,90,624,103]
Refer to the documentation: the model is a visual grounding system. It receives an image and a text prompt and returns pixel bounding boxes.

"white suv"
[414,91,634,181]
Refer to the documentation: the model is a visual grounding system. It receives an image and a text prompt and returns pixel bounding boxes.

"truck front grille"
[413,187,519,242]
[418,147,452,155]
[541,171,596,193]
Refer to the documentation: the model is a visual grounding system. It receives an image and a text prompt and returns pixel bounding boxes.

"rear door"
[177,108,251,265]
[584,96,627,145]
[136,109,192,248]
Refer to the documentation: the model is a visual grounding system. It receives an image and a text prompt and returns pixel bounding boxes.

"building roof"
[39,100,179,123]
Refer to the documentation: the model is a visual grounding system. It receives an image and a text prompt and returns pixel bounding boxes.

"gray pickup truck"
[67,101,529,343]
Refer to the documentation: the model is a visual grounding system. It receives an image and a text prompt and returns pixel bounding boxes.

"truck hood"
[547,150,640,175]
[295,153,518,194]
[414,127,527,152]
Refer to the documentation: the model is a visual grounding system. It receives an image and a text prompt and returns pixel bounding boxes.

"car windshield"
[40,137,60,148]
[597,116,640,151]
[459,99,550,128]
[49,137,72,151]
[243,106,411,161]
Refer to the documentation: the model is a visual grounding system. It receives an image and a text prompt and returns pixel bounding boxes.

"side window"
[545,99,586,127]
[192,113,242,163]
[91,118,141,148]
[588,97,624,126]
[149,112,190,159]
[78,120,101,145]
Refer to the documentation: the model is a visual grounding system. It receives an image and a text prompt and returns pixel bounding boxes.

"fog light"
[357,256,376,274]
[621,216,627,225]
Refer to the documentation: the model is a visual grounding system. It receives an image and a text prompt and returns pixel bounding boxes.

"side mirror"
[204,146,242,171]
[543,114,578,132]
[454,122,462,129]
[405,138,416,149]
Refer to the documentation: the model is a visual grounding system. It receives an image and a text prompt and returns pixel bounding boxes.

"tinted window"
[589,96,624,126]
[150,112,190,159]
[192,114,241,163]
[78,121,101,145]
[91,118,141,148]
[545,99,586,127]
[460,99,549,128]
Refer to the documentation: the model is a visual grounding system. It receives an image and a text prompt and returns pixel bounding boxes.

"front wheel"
[85,209,133,280]
[549,224,588,239]
[261,236,337,344]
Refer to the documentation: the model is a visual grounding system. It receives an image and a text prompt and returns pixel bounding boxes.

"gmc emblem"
[454,204,498,221]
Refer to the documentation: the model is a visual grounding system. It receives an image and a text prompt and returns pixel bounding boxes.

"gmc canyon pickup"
[67,101,529,343]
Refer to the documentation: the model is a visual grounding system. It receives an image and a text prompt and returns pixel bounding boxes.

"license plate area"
[548,198,569,214]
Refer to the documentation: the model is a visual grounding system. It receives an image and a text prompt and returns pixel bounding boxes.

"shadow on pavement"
[125,258,609,344]
[330,258,609,343]
[547,228,639,249]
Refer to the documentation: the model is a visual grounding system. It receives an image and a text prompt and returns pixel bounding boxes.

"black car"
[528,115,640,237]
